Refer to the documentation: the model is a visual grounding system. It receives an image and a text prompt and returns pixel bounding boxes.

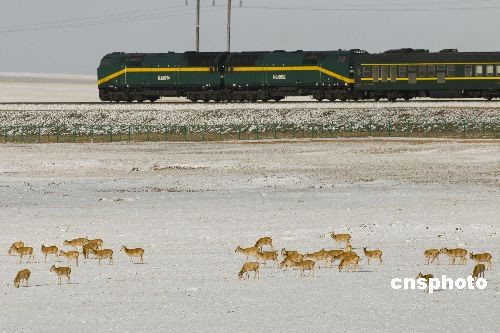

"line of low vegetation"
[1,121,498,144]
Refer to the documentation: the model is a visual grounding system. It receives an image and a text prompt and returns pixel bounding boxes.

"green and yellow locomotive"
[97,48,500,102]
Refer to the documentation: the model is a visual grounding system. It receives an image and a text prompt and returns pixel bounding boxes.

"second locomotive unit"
[97,48,500,102]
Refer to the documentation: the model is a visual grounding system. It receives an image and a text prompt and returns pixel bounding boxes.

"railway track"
[0,99,498,105]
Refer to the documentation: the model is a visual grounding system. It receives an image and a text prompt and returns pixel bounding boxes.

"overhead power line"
[0,5,222,34]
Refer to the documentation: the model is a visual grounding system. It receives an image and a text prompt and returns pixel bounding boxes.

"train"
[97,48,500,102]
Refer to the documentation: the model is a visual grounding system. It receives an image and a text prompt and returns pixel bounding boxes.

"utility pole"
[196,0,200,51]
[227,0,231,52]
[187,0,201,51]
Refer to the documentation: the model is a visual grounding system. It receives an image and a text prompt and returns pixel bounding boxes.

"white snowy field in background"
[0,139,499,332]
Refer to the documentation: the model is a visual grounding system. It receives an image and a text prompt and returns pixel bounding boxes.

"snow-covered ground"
[0,139,499,332]
[1,102,499,137]
[0,73,99,103]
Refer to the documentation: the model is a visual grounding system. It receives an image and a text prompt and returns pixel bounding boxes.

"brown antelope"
[440,248,467,265]
[50,265,71,285]
[82,242,99,259]
[336,251,359,263]
[8,241,24,256]
[472,264,485,281]
[87,239,103,248]
[238,262,260,279]
[235,246,259,260]
[281,249,303,262]
[59,250,79,266]
[121,246,145,264]
[11,246,34,263]
[339,255,360,272]
[294,260,316,277]
[424,249,440,265]
[92,248,113,265]
[469,253,492,270]
[279,257,296,270]
[256,251,278,267]
[41,245,59,262]
[254,237,273,251]
[63,237,88,249]
[324,249,344,267]
[363,247,383,265]
[330,231,351,245]
[303,249,329,268]
[344,243,352,252]
[417,272,434,293]
[14,269,31,288]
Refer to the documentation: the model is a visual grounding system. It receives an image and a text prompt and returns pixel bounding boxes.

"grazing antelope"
[50,265,71,285]
[121,246,145,264]
[338,255,360,272]
[87,239,103,248]
[235,246,259,260]
[8,241,24,256]
[472,264,485,281]
[294,260,316,277]
[256,251,278,267]
[14,269,31,288]
[59,250,79,266]
[11,246,34,263]
[82,242,99,259]
[469,253,492,270]
[417,272,434,293]
[279,257,296,270]
[92,248,113,265]
[63,237,88,249]
[329,231,351,245]
[254,237,273,251]
[424,249,440,265]
[303,249,329,268]
[41,245,59,262]
[363,247,383,265]
[281,249,303,262]
[324,249,344,267]
[336,251,359,263]
[238,262,260,279]
[440,248,467,265]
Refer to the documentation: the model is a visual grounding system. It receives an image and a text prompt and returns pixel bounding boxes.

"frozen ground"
[0,138,499,332]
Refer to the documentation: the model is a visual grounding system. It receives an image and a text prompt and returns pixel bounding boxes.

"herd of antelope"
[235,231,383,279]
[235,232,494,287]
[419,247,493,287]
[7,238,145,288]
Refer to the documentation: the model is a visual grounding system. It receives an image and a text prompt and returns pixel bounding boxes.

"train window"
[390,66,397,82]
[486,65,494,76]
[408,65,417,72]
[372,66,379,82]
[381,66,388,82]
[363,66,372,78]
[446,65,455,77]
[475,65,483,76]
[437,64,446,72]
[418,65,426,77]
[437,72,445,84]
[427,65,435,77]
[408,73,417,84]
[465,65,473,77]
[398,66,407,77]
[497,65,500,76]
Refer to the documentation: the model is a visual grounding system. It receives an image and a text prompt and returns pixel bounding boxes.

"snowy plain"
[0,139,499,332]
